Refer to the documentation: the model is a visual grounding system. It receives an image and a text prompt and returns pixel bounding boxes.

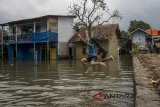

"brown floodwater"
[0,55,134,107]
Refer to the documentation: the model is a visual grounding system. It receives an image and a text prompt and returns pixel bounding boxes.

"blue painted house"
[0,15,76,63]
[128,28,152,51]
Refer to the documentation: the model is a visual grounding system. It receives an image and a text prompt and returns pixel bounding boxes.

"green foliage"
[121,30,128,39]
[119,30,132,52]
[129,43,140,55]
[128,20,151,33]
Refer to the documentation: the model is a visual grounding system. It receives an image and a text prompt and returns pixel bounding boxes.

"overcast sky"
[0,0,160,31]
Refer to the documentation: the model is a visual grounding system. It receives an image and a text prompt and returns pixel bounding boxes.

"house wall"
[47,18,58,32]
[58,41,69,58]
[58,17,73,42]
[132,31,148,50]
[95,39,118,59]
[74,38,118,59]
[75,43,86,59]
[5,16,74,60]
[57,17,74,58]
[108,35,118,58]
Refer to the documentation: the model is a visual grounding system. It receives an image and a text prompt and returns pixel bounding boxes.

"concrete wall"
[57,17,74,57]
[75,43,86,59]
[95,39,117,59]
[47,18,58,32]
[75,37,118,59]
[58,17,74,42]
[108,35,118,58]
[133,57,160,107]
[58,41,69,58]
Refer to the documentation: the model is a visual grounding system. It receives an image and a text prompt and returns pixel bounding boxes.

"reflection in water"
[0,55,134,107]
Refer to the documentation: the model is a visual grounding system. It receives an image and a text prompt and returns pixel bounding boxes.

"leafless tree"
[69,0,122,38]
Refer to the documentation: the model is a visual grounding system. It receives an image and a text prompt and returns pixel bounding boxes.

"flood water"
[0,55,134,107]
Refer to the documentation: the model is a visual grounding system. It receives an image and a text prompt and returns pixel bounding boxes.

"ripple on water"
[0,55,134,106]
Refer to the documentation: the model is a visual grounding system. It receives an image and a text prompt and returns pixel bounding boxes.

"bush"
[129,43,140,55]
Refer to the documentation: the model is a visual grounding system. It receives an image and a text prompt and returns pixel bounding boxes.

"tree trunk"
[87,24,92,39]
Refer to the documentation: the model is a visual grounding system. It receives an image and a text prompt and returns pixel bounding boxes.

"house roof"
[128,28,151,37]
[69,24,121,43]
[146,29,159,36]
[0,15,76,25]
[0,23,8,26]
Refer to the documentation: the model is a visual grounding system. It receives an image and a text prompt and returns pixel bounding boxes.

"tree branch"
[99,10,122,25]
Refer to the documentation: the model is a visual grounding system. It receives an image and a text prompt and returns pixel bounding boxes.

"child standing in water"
[78,33,106,73]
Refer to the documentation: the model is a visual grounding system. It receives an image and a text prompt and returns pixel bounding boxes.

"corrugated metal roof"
[128,28,151,36]
[0,15,76,25]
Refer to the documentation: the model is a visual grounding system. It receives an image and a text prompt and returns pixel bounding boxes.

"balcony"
[2,32,58,43]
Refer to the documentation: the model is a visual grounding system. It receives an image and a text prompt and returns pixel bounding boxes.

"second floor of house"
[0,15,76,43]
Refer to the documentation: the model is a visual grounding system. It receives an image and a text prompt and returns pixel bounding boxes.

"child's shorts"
[87,56,97,62]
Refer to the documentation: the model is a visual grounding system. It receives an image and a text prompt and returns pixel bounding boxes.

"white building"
[128,28,152,50]
[0,15,76,62]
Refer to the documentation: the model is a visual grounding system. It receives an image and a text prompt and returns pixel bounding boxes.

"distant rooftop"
[146,29,159,36]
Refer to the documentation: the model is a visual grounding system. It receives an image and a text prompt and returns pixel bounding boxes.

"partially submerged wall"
[58,41,69,59]
[133,56,160,107]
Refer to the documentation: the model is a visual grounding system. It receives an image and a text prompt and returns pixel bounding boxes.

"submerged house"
[128,28,152,51]
[0,15,76,63]
[69,24,121,59]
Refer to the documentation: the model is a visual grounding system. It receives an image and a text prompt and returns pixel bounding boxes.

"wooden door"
[50,48,56,60]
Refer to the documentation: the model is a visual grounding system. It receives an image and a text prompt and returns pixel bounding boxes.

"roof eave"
[128,28,151,37]
[7,15,76,25]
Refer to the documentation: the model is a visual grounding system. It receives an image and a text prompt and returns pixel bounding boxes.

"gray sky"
[0,0,160,31]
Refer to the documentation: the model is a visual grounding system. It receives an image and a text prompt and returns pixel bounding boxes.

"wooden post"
[34,50,38,65]
[15,25,18,59]
[56,42,58,64]
[46,18,50,61]
[47,42,49,61]
[8,45,13,64]
[1,26,3,60]
[34,66,38,85]
[1,26,3,65]
[33,21,37,65]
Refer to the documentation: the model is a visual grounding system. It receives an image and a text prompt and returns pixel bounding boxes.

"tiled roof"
[69,24,120,43]
[146,29,159,36]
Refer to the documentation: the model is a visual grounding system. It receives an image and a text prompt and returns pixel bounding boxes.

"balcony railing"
[2,32,58,43]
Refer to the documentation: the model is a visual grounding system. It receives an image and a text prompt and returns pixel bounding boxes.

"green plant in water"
[129,43,140,55]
